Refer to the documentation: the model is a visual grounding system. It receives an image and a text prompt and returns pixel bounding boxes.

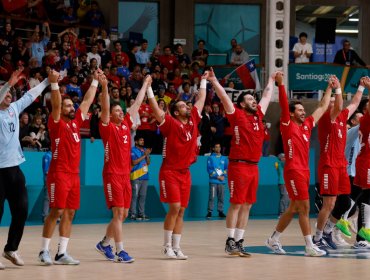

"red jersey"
[159,55,178,72]
[226,105,265,162]
[99,113,133,175]
[48,109,84,174]
[356,111,370,168]
[318,109,349,168]
[137,103,156,131]
[160,106,201,170]
[278,85,314,171]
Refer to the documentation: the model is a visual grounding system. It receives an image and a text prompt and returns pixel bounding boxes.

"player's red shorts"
[47,171,80,210]
[103,173,132,209]
[319,166,351,195]
[284,169,310,200]
[228,162,259,204]
[354,163,370,189]
[159,168,191,208]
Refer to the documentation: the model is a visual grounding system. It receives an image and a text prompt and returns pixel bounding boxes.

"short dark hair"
[134,135,144,142]
[289,101,302,113]
[236,91,254,108]
[347,110,361,126]
[169,100,181,117]
[110,101,121,113]
[299,32,308,38]
[141,39,148,44]
[198,39,205,45]
[358,98,369,114]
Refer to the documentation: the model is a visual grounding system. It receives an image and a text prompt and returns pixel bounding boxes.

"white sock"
[323,220,336,234]
[271,230,282,241]
[172,234,181,249]
[314,229,323,242]
[57,236,69,255]
[343,199,355,220]
[102,236,111,247]
[234,228,245,242]
[226,228,235,238]
[41,237,51,251]
[304,235,314,248]
[363,203,370,228]
[164,230,173,247]
[115,242,124,252]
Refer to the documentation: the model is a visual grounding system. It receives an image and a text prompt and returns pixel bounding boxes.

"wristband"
[50,83,59,90]
[200,79,207,89]
[358,85,365,93]
[147,87,154,99]
[335,88,342,95]
[91,79,99,87]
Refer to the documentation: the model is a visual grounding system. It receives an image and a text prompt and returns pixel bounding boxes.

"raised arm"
[0,67,25,103]
[146,77,165,123]
[206,67,234,114]
[99,74,110,124]
[329,75,343,121]
[49,70,61,122]
[276,72,290,124]
[364,77,370,115]
[128,75,151,116]
[193,72,208,113]
[311,81,333,124]
[347,77,366,118]
[259,72,276,115]
[79,70,100,116]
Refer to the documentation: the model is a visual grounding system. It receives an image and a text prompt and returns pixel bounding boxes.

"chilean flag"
[235,59,261,91]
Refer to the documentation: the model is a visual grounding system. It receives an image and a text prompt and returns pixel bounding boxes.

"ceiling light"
[335,29,358,33]
[349,18,359,22]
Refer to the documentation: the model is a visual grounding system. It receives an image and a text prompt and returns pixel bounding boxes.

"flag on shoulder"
[235,59,261,91]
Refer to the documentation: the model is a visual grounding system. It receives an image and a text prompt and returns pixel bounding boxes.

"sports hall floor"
[1,219,369,280]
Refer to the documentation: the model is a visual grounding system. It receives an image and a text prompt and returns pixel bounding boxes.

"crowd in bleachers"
[0,2,263,155]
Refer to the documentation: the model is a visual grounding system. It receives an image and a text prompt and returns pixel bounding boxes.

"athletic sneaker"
[54,253,80,265]
[225,237,239,256]
[137,215,150,221]
[305,245,326,257]
[353,240,370,249]
[114,250,134,263]
[38,250,53,265]
[358,227,370,242]
[163,245,177,259]
[313,237,331,252]
[322,232,337,249]
[336,219,352,237]
[130,214,136,220]
[206,212,212,219]
[2,251,24,266]
[235,239,251,257]
[265,238,286,255]
[173,248,188,260]
[332,228,350,248]
[95,241,115,261]
[0,261,4,270]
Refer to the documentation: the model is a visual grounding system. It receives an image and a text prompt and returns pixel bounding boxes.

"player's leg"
[163,202,181,259]
[3,167,28,266]
[314,195,337,249]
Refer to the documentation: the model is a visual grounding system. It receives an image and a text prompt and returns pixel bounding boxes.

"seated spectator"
[159,45,178,72]
[333,39,368,67]
[112,41,129,67]
[99,29,111,50]
[128,44,139,72]
[89,58,99,73]
[0,53,14,81]
[66,74,83,99]
[192,39,209,67]
[172,68,183,90]
[226,38,238,64]
[190,61,202,83]
[150,45,161,69]
[85,1,105,27]
[262,119,271,156]
[177,82,194,103]
[199,104,215,155]
[150,70,165,94]
[116,54,130,79]
[12,37,30,67]
[97,39,112,68]
[62,6,78,24]
[1,22,16,49]
[29,114,50,150]
[155,85,172,106]
[19,112,34,149]
[211,103,225,144]
[87,43,101,68]
[293,32,313,63]
[136,39,151,67]
[129,68,143,97]
[109,87,121,106]
[174,43,191,66]
[136,96,156,148]
[90,103,101,143]
[230,44,249,66]
[165,82,178,100]
[29,23,51,67]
